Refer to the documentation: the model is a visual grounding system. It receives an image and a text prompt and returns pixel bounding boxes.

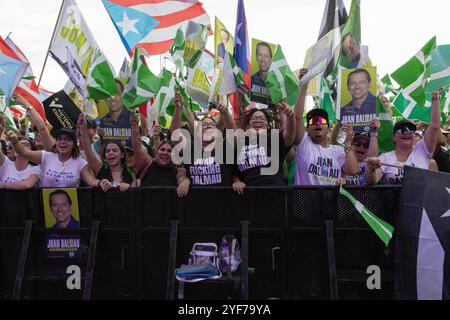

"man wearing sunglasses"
[366,91,442,185]
[294,69,358,185]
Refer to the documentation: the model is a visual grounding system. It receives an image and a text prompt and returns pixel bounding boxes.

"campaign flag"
[183,21,208,68]
[186,64,211,109]
[102,0,160,54]
[339,0,362,69]
[266,45,299,103]
[214,17,234,67]
[391,37,436,107]
[425,45,450,93]
[0,37,46,120]
[86,50,118,100]
[395,166,450,300]
[380,73,398,96]
[340,187,394,247]
[393,90,433,123]
[49,0,101,76]
[107,0,210,55]
[319,76,336,121]
[376,96,395,153]
[317,0,348,41]
[43,90,82,131]
[170,28,186,71]
[154,68,176,126]
[122,47,161,109]
[0,96,18,131]
[0,53,28,104]
[118,57,130,79]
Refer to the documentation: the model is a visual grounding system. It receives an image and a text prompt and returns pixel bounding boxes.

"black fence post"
[12,220,33,300]
[166,220,179,300]
[83,220,100,300]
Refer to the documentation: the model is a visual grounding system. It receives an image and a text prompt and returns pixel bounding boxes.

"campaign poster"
[214,17,234,67]
[337,66,377,134]
[43,90,81,131]
[250,38,277,106]
[43,188,80,259]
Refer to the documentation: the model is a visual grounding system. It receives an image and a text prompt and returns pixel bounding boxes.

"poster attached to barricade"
[337,66,377,134]
[42,188,80,259]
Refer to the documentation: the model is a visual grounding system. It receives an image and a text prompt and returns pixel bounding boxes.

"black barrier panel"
[0,190,32,299]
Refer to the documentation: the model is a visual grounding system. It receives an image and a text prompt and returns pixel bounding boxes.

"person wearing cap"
[7,126,101,188]
[365,91,443,185]
[294,69,358,186]
[131,110,190,197]
[0,116,41,190]
[78,114,135,192]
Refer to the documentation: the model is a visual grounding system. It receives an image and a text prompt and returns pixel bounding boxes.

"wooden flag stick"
[37,0,65,87]
[363,159,404,169]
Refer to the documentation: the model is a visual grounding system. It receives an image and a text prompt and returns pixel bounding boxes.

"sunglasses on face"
[308,116,328,126]
[353,141,369,148]
[395,127,415,135]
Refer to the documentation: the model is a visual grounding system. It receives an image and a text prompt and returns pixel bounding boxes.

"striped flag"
[108,0,210,55]
[391,36,436,106]
[425,45,450,93]
[266,45,299,104]
[0,96,18,131]
[319,76,336,121]
[340,187,394,247]
[39,86,54,102]
[393,90,433,123]
[0,36,47,121]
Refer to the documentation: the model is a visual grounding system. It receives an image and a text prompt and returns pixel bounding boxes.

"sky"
[1,0,449,93]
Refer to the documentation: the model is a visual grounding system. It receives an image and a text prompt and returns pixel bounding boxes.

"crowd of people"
[1,69,449,195]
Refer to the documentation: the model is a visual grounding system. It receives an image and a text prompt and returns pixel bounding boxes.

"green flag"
[266,45,299,103]
[340,187,394,247]
[376,96,395,153]
[393,90,432,123]
[425,45,450,93]
[391,36,436,106]
[339,0,361,69]
[122,47,161,110]
[154,69,176,127]
[86,50,118,100]
[319,76,336,121]
[170,28,185,72]
[379,74,398,96]
[0,96,18,132]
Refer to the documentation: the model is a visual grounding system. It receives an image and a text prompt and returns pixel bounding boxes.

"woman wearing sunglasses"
[365,91,442,185]
[294,69,358,186]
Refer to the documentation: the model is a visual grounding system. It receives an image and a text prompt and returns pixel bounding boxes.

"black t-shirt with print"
[140,162,178,187]
[236,130,288,186]
[184,138,234,186]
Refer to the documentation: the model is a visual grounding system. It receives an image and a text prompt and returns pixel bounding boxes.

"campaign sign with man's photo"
[98,80,132,148]
[43,188,80,259]
[250,39,277,106]
[337,66,377,134]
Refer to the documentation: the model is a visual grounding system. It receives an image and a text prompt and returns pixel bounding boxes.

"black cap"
[306,109,329,127]
[124,146,134,155]
[354,132,371,141]
[53,128,77,143]
[393,119,416,134]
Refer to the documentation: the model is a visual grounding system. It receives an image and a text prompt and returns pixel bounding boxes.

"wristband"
[97,180,102,188]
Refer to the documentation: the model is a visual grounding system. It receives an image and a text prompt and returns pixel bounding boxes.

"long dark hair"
[240,108,274,130]
[100,141,134,184]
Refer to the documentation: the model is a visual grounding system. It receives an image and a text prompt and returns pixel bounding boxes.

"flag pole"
[37,0,65,87]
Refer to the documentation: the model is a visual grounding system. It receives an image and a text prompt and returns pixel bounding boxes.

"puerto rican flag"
[106,0,211,55]
[0,36,47,121]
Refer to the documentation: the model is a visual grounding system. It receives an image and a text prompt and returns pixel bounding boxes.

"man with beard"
[294,69,358,185]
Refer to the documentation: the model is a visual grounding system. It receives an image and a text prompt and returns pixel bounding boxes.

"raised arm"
[77,114,102,176]
[13,94,55,151]
[80,165,101,187]
[131,111,152,174]
[0,116,6,166]
[424,91,442,154]
[277,101,296,147]
[294,69,309,145]
[7,131,43,164]
[170,91,185,133]
[367,119,380,157]
[341,124,359,176]
[216,102,236,130]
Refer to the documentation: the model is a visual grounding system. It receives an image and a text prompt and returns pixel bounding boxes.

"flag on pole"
[122,47,161,109]
[0,52,28,104]
[391,36,436,106]
[108,0,210,55]
[317,0,348,41]
[154,68,176,126]
[1,36,47,121]
[49,0,102,76]
[0,96,18,131]
[393,90,433,123]
[170,28,186,71]
[379,74,398,96]
[319,76,336,121]
[425,45,450,93]
[233,0,251,87]
[266,45,299,104]
[86,50,118,100]
[339,187,394,247]
[102,0,160,54]
[214,17,234,67]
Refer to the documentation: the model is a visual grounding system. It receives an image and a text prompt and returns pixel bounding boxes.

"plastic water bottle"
[336,129,347,145]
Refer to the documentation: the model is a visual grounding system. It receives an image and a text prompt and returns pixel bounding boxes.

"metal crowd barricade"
[0,186,401,300]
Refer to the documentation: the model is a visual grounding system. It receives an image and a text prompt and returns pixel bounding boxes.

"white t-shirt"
[0,158,41,183]
[343,162,367,186]
[40,151,88,188]
[379,139,431,185]
[295,134,346,186]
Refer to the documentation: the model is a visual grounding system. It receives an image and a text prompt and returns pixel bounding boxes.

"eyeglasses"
[250,116,268,123]
[353,141,369,148]
[395,127,415,135]
[201,122,218,129]
[308,116,328,126]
